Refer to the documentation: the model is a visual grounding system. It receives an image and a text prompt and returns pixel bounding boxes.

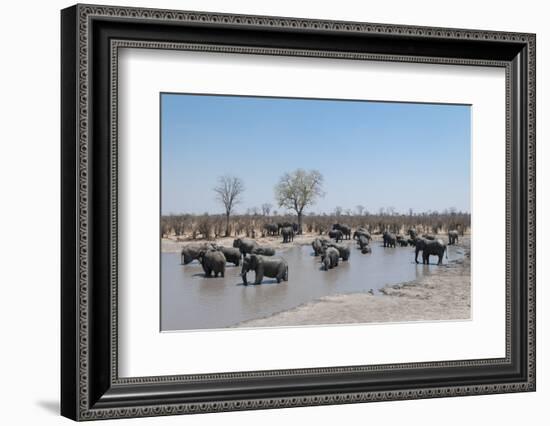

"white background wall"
[0,0,546,424]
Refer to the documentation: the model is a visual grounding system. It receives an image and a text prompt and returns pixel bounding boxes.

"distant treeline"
[161,211,471,240]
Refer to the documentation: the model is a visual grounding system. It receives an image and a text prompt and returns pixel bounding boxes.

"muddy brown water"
[161,242,465,331]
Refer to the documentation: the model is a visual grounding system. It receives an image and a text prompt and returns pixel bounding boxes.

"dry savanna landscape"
[160,95,471,331]
[161,172,471,330]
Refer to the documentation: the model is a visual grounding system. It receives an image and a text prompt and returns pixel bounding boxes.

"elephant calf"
[398,239,409,247]
[312,238,324,256]
[448,230,459,245]
[241,254,288,285]
[361,246,372,254]
[321,247,340,270]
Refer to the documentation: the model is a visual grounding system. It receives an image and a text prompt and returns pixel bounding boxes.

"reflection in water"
[161,243,463,331]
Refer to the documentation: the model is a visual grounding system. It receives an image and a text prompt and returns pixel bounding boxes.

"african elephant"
[383,231,396,248]
[398,239,409,247]
[233,238,259,255]
[321,247,340,270]
[353,228,371,242]
[180,243,215,265]
[281,226,295,243]
[328,243,350,261]
[241,254,288,285]
[408,228,418,240]
[312,238,324,256]
[332,224,351,239]
[213,245,241,266]
[407,238,416,247]
[421,234,436,240]
[251,246,275,256]
[328,229,344,242]
[448,230,459,245]
[357,234,370,250]
[197,249,226,277]
[263,223,279,236]
[361,246,372,254]
[415,238,447,265]
[278,222,298,234]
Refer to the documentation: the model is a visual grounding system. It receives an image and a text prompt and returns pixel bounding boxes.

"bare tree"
[213,175,245,237]
[334,206,343,217]
[261,203,273,217]
[274,169,324,234]
[355,205,365,216]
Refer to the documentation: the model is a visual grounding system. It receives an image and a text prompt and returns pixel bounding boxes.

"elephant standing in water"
[383,231,396,248]
[251,246,275,256]
[233,238,259,256]
[213,245,241,266]
[241,254,288,285]
[281,226,295,243]
[321,247,340,270]
[448,230,459,245]
[180,243,214,265]
[353,228,371,242]
[327,243,350,261]
[415,238,447,265]
[197,249,226,277]
[312,238,324,256]
[357,235,369,250]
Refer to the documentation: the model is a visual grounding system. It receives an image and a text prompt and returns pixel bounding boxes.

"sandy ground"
[161,232,324,253]
[235,237,471,327]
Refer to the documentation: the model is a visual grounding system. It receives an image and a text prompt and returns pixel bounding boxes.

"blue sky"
[161,93,471,215]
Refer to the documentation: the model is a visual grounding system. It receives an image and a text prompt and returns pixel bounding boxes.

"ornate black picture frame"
[61,4,536,421]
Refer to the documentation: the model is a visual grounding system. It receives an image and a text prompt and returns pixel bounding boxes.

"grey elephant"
[361,246,372,254]
[281,226,295,243]
[398,239,409,247]
[214,245,241,266]
[332,224,351,239]
[180,243,214,265]
[448,230,459,245]
[383,231,396,248]
[357,234,370,250]
[415,238,447,265]
[312,238,324,256]
[241,254,288,285]
[421,234,436,240]
[263,223,278,236]
[328,229,344,242]
[407,238,416,247]
[233,238,259,255]
[251,246,276,256]
[197,249,226,277]
[408,228,418,240]
[328,243,350,261]
[353,228,371,241]
[321,247,340,270]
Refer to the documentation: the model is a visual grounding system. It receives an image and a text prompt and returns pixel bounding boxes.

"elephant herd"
[180,238,288,285]
[179,225,461,284]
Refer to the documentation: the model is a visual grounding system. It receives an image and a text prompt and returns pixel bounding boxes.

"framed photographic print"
[61,4,536,421]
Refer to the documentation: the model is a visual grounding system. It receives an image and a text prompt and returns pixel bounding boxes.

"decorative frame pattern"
[61,4,536,421]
